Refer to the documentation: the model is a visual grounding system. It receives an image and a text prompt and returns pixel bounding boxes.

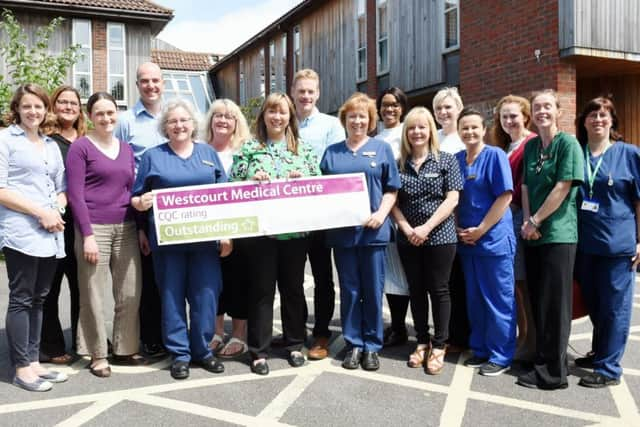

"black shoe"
[579,372,620,388]
[479,362,509,377]
[197,356,224,374]
[251,359,269,375]
[170,361,189,380]
[383,327,408,347]
[144,343,168,358]
[361,351,380,371]
[517,370,568,390]
[288,351,306,368]
[574,352,595,369]
[342,348,362,370]
[464,356,488,368]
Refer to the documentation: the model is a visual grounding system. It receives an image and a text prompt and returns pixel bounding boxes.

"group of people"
[1,62,637,393]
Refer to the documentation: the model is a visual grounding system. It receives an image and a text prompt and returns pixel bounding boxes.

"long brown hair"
[47,85,88,137]
[254,92,300,154]
[491,95,531,151]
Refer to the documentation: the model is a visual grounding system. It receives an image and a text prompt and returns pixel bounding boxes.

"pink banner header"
[155,176,365,210]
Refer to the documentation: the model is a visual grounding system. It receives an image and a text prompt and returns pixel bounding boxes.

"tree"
[240,96,264,130]
[0,9,81,118]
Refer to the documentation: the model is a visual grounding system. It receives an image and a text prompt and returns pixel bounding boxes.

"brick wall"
[459,0,576,132]
[92,20,107,93]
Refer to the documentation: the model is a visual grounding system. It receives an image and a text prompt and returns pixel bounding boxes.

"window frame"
[106,22,127,105]
[293,25,301,73]
[72,19,92,101]
[162,71,214,113]
[376,0,389,75]
[356,0,367,82]
[443,0,460,52]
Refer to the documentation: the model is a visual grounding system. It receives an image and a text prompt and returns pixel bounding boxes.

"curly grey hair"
[158,98,200,140]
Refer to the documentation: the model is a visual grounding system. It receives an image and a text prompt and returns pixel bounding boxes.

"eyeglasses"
[213,113,236,121]
[535,150,550,174]
[56,99,80,108]
[166,118,192,126]
[381,102,401,109]
[586,111,611,121]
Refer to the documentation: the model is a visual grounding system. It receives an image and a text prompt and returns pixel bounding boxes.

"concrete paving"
[0,261,639,426]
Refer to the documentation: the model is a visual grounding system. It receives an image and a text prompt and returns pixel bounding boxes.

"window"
[72,19,92,100]
[269,40,276,93]
[444,0,459,51]
[281,34,287,90]
[293,26,301,73]
[260,48,266,97]
[376,0,389,75]
[162,72,214,113]
[239,59,246,105]
[107,23,126,103]
[356,0,367,81]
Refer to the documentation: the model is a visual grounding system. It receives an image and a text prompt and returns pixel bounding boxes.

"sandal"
[407,345,429,368]
[209,334,225,352]
[426,346,446,375]
[89,359,111,378]
[218,337,248,359]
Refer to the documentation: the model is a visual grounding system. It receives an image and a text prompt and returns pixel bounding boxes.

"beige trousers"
[76,221,142,358]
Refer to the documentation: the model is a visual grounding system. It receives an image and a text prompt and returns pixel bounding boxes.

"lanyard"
[585,144,611,199]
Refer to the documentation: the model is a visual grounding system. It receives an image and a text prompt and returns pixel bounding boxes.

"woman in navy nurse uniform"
[574,96,640,388]
[455,108,516,377]
[320,92,400,371]
[131,99,232,380]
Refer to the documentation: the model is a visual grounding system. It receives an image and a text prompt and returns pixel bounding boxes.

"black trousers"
[247,237,309,359]
[307,230,335,338]
[217,238,249,319]
[4,247,58,368]
[399,243,456,348]
[40,222,79,358]
[139,251,163,347]
[448,254,470,347]
[525,243,576,387]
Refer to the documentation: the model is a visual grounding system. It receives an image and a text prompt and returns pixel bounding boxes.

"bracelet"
[528,216,540,229]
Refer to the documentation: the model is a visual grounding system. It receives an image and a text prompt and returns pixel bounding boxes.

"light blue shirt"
[115,99,168,170]
[0,125,66,257]
[298,108,346,160]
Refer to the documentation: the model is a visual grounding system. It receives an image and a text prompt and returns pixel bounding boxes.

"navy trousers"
[334,246,385,352]
[576,252,635,379]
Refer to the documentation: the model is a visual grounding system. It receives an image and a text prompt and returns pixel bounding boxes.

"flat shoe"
[44,354,73,365]
[251,359,269,375]
[13,376,52,392]
[218,337,248,359]
[111,353,149,366]
[307,337,330,360]
[197,356,225,374]
[361,351,380,371]
[38,370,69,383]
[579,372,620,388]
[342,348,362,370]
[89,365,112,378]
[288,351,306,368]
[170,361,190,380]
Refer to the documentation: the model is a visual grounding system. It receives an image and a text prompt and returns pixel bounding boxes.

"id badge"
[425,173,439,178]
[581,199,600,213]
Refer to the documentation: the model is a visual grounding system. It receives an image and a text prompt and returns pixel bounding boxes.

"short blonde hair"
[203,99,251,150]
[338,92,378,134]
[158,99,199,140]
[399,107,440,172]
[432,87,464,112]
[291,68,320,90]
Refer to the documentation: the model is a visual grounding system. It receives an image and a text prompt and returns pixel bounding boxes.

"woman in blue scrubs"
[132,99,231,380]
[455,108,516,377]
[574,96,640,388]
[321,92,400,371]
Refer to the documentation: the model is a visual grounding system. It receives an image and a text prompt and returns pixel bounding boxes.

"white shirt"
[438,129,465,154]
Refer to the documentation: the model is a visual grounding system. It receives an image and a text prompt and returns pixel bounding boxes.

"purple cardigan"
[66,136,135,237]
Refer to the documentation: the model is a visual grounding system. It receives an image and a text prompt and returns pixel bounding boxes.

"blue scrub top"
[320,138,401,247]
[132,141,226,251]
[456,145,515,256]
[577,142,640,256]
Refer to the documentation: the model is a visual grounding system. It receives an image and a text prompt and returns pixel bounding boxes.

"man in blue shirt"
[115,62,166,357]
[290,69,345,360]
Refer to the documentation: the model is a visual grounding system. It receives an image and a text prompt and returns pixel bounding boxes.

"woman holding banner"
[230,92,319,376]
[320,92,400,372]
[132,99,231,380]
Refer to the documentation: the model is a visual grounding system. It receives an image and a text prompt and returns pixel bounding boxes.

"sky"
[154,0,304,54]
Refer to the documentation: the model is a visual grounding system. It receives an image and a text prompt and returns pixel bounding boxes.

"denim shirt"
[0,125,66,257]
[115,99,168,171]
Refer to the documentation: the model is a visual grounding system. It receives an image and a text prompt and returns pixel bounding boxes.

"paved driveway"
[0,262,639,426]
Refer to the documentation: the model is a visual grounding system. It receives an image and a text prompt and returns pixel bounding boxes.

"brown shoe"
[308,337,330,360]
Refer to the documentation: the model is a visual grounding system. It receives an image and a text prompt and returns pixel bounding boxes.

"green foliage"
[0,9,81,119]
[240,96,264,130]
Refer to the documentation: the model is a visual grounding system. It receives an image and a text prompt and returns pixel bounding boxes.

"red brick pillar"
[92,20,106,93]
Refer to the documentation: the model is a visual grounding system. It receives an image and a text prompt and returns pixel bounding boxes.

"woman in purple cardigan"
[66,92,144,377]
